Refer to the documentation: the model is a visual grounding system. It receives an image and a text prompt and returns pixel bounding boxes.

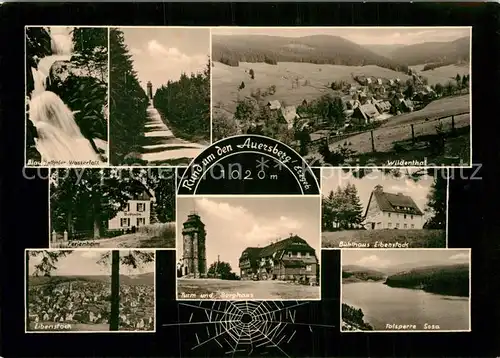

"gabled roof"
[364,188,424,216]
[356,103,380,119]
[240,247,262,262]
[267,100,281,109]
[239,235,315,262]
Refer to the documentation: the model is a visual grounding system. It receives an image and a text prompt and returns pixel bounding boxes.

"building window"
[396,223,400,228]
[404,214,407,219]
[288,252,292,257]
[388,223,392,228]
[297,252,301,258]
[411,215,414,219]
[120,218,130,227]
[397,213,400,218]
[411,224,415,228]
[124,203,130,212]
[137,218,146,227]
[137,203,146,212]
[305,252,310,257]
[306,265,312,272]
[388,213,391,218]
[404,224,408,228]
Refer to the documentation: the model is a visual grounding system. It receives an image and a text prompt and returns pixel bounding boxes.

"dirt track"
[178,278,320,300]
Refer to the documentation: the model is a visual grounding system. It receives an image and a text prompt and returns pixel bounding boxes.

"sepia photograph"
[26,249,155,332]
[109,27,210,166]
[211,27,471,167]
[322,168,448,248]
[176,196,321,300]
[49,168,175,249]
[25,26,109,167]
[341,249,470,332]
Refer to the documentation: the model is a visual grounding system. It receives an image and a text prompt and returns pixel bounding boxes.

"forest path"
[140,103,205,165]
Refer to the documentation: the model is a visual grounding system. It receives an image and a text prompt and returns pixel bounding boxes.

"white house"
[363,185,425,230]
[280,105,300,129]
[108,188,154,230]
[267,100,281,110]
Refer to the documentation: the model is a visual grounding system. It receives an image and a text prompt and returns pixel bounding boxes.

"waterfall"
[28,27,101,164]
[31,27,73,97]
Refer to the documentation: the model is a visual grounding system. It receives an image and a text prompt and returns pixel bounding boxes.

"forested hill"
[389,36,470,66]
[30,272,154,286]
[384,263,469,297]
[212,34,408,72]
[342,265,386,283]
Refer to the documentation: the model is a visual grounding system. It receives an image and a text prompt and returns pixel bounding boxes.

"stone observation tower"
[147,81,153,100]
[181,211,207,278]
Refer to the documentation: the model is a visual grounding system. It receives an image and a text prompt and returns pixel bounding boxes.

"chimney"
[397,192,403,196]
[374,185,383,193]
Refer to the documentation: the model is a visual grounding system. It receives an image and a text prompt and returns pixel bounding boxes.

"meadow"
[212,61,413,115]
[322,229,446,248]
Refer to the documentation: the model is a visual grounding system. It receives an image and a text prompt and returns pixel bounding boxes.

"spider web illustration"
[163,300,336,357]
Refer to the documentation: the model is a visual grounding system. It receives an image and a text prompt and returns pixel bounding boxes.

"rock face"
[48,60,90,88]
[46,59,108,149]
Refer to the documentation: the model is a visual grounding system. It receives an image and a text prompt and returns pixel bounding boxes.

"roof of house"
[355,103,380,120]
[364,188,424,216]
[267,100,281,109]
[281,106,299,126]
[239,235,315,262]
[131,182,154,201]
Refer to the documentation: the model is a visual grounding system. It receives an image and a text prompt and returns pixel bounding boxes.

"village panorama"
[211,27,471,167]
[175,196,321,301]
[26,250,155,332]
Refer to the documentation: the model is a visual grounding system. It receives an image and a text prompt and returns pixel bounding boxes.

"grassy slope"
[322,229,446,248]
[212,61,412,115]
[411,63,470,86]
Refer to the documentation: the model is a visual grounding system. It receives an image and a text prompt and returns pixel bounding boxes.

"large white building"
[108,189,153,230]
[363,185,425,230]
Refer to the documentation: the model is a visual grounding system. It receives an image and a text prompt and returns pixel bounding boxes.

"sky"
[119,27,210,92]
[342,249,470,269]
[176,196,321,272]
[211,27,470,45]
[321,169,437,218]
[28,250,155,276]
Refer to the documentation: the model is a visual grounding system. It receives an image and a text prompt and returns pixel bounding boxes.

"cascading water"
[31,27,73,96]
[28,27,102,164]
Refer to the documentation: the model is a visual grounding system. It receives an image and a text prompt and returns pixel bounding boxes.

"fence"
[50,228,126,247]
[309,111,470,154]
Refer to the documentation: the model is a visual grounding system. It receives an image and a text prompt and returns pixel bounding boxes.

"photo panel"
[108,27,211,166]
[341,248,471,332]
[175,195,322,301]
[48,167,176,249]
[158,249,340,357]
[25,248,156,333]
[25,26,109,167]
[211,26,471,168]
[321,167,448,249]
